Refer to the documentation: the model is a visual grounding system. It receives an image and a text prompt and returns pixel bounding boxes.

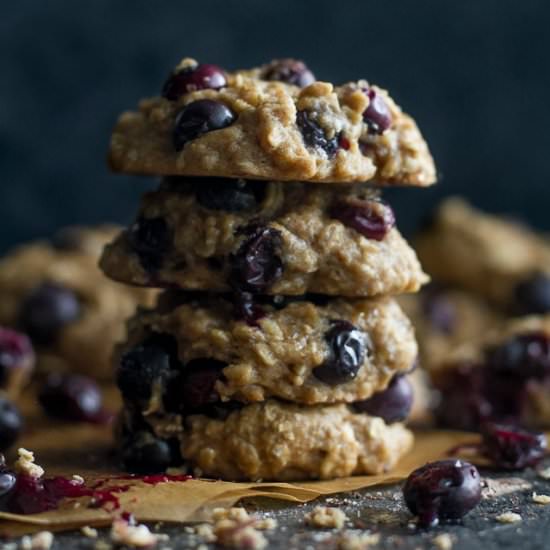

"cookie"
[109,57,436,186]
[0,226,156,380]
[100,179,428,297]
[415,198,550,311]
[431,314,550,430]
[398,286,501,372]
[120,398,413,481]
[115,292,417,406]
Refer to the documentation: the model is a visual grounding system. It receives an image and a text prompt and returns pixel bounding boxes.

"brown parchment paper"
[0,395,485,536]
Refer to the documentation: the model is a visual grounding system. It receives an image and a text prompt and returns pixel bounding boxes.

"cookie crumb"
[94,541,113,550]
[337,530,380,549]
[495,511,522,524]
[20,531,54,550]
[532,492,550,504]
[433,533,454,550]
[213,519,267,549]
[15,448,44,479]
[81,526,99,538]
[305,506,347,529]
[110,518,162,547]
[72,474,85,484]
[212,507,250,523]
[537,466,550,479]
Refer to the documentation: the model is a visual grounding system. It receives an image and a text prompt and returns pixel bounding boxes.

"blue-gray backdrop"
[2,0,549,252]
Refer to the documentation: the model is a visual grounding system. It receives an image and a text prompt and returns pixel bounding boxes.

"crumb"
[110,518,163,547]
[72,474,85,484]
[482,478,531,499]
[337,530,380,549]
[495,511,522,523]
[94,541,113,550]
[532,492,550,504]
[20,531,54,550]
[196,545,208,550]
[192,523,216,542]
[254,518,277,530]
[14,448,44,479]
[537,466,550,480]
[212,507,250,523]
[432,533,454,550]
[81,526,99,538]
[305,506,347,529]
[213,519,267,549]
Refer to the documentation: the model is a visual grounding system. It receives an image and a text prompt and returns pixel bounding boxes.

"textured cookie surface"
[109,58,436,186]
[118,293,417,405]
[416,198,550,307]
[122,399,413,481]
[0,226,156,379]
[100,179,428,297]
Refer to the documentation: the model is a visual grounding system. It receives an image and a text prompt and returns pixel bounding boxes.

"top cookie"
[109,58,436,186]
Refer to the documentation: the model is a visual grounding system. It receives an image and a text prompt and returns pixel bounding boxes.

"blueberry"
[262,59,315,87]
[128,217,172,272]
[19,282,80,346]
[296,110,339,157]
[313,321,368,385]
[121,431,175,474]
[514,273,550,314]
[0,397,22,451]
[480,422,547,470]
[195,178,265,212]
[229,225,283,294]
[0,327,33,388]
[38,373,104,423]
[329,198,396,241]
[117,334,178,407]
[362,87,392,134]
[353,375,413,423]
[179,358,226,411]
[162,63,226,100]
[173,99,235,151]
[232,293,265,327]
[421,287,456,334]
[403,460,481,528]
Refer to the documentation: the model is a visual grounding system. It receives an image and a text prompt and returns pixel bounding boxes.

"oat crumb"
[94,541,113,550]
[537,466,550,480]
[81,526,99,538]
[212,507,250,523]
[110,518,162,547]
[14,448,44,479]
[433,533,454,550]
[305,506,347,529]
[495,511,522,524]
[20,531,54,550]
[337,530,380,549]
[72,474,85,484]
[214,519,267,549]
[532,492,550,504]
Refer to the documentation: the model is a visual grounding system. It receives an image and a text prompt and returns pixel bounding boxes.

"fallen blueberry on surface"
[403,459,481,528]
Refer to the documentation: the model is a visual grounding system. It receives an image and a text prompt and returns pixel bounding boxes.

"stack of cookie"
[100,58,436,481]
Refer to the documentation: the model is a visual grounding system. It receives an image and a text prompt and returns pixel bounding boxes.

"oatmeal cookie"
[119,398,413,481]
[0,226,156,379]
[115,292,417,406]
[431,314,550,430]
[416,198,550,311]
[100,179,428,297]
[109,57,436,186]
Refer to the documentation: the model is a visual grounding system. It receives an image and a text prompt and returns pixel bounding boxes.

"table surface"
[12,466,550,550]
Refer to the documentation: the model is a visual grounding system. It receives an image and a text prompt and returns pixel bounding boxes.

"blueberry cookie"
[416,198,550,311]
[100,179,428,297]
[398,286,501,372]
[109,58,436,186]
[115,292,417,406]
[0,226,156,380]
[119,398,413,481]
[431,315,550,430]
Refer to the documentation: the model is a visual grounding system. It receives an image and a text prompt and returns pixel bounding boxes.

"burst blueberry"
[162,63,226,100]
[296,110,339,157]
[362,87,392,134]
[128,217,172,272]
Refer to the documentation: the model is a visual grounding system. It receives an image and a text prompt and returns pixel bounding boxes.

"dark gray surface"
[12,466,550,549]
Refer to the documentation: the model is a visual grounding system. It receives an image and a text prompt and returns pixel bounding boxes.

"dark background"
[2,0,549,253]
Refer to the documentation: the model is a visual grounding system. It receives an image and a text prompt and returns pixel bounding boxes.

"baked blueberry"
[162,63,226,100]
[353,375,413,423]
[195,178,264,212]
[313,321,368,385]
[329,198,395,241]
[0,397,22,451]
[0,457,16,498]
[38,373,104,423]
[0,327,34,388]
[128,217,172,272]
[173,99,235,151]
[19,282,80,346]
[229,225,283,294]
[296,110,339,157]
[232,293,265,327]
[179,358,227,411]
[362,87,392,134]
[514,273,550,314]
[262,59,315,87]
[403,460,481,528]
[117,334,179,406]
[121,431,175,474]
